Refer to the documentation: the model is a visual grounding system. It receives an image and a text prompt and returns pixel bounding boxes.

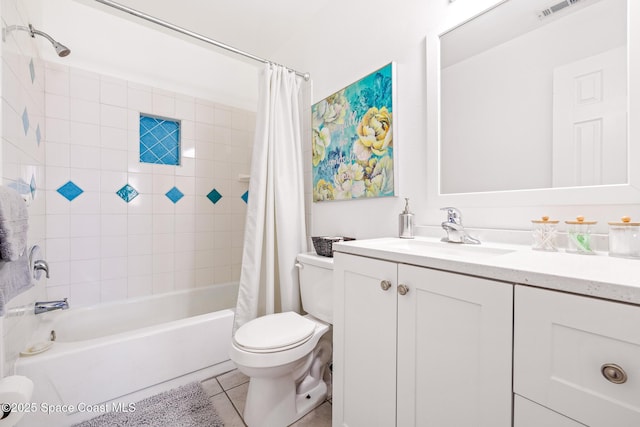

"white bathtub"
[15,283,238,427]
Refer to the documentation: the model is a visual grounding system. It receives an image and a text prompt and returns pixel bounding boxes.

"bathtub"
[15,283,238,426]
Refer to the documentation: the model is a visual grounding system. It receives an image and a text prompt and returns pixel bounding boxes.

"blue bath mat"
[72,382,224,427]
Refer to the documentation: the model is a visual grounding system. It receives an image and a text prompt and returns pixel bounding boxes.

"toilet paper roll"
[0,376,33,426]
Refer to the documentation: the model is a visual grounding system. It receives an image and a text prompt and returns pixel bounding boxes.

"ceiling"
[92,0,331,62]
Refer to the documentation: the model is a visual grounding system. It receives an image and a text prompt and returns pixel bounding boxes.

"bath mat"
[72,381,224,427]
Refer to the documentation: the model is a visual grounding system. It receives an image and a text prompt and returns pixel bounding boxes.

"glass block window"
[139,114,180,165]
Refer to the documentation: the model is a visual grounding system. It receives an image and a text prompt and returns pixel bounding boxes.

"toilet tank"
[296,252,333,324]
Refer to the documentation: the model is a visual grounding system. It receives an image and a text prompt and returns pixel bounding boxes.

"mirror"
[426,0,640,207]
[440,0,627,194]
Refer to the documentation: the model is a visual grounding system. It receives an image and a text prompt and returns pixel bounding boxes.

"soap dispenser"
[399,198,414,239]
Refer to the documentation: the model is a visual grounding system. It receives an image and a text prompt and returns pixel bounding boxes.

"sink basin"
[378,238,515,261]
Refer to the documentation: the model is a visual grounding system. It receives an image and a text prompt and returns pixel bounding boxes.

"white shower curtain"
[233,63,307,332]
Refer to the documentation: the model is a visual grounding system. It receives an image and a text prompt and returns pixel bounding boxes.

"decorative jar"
[531,216,559,251]
[565,216,596,254]
[608,216,640,259]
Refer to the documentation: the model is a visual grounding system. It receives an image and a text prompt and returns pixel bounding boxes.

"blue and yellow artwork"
[312,63,395,202]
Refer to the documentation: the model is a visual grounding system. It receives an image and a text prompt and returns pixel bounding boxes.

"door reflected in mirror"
[439,0,627,194]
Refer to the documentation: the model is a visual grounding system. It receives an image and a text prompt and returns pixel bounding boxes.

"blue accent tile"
[241,191,249,204]
[35,124,41,146]
[139,115,180,165]
[116,184,139,203]
[21,108,29,136]
[57,181,83,201]
[207,189,222,204]
[165,186,184,204]
[30,175,36,200]
[29,58,35,84]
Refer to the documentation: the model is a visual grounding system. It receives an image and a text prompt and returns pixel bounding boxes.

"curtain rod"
[93,0,311,81]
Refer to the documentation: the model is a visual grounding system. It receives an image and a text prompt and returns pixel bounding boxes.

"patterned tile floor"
[202,369,332,427]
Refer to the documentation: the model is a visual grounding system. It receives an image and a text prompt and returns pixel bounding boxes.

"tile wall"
[43,62,254,306]
[1,0,47,376]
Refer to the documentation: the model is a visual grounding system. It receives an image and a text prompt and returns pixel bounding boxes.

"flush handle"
[380,280,392,291]
[601,363,627,384]
[398,284,409,296]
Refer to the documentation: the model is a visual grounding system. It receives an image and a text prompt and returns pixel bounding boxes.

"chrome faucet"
[440,207,480,244]
[34,298,69,315]
[33,259,50,278]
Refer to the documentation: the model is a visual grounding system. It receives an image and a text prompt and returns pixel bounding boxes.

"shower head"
[3,24,71,57]
[28,25,71,57]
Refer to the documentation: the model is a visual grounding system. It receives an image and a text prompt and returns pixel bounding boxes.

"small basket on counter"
[311,236,356,257]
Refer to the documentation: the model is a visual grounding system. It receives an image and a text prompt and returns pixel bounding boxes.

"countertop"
[333,236,640,305]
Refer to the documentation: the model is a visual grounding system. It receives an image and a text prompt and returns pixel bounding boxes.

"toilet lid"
[234,312,316,353]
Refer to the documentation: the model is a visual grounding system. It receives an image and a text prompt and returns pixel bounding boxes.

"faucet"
[440,207,481,244]
[33,259,50,278]
[34,298,69,315]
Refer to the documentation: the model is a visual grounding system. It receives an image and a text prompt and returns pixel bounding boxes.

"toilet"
[229,252,333,427]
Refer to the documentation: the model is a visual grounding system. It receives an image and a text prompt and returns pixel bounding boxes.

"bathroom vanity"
[332,237,640,427]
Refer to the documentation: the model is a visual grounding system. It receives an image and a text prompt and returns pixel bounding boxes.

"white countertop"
[333,236,640,305]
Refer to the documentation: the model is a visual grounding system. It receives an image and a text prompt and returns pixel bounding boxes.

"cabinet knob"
[601,363,627,384]
[398,284,409,296]
[380,280,392,291]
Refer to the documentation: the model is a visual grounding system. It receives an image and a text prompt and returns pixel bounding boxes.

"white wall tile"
[101,105,128,129]
[70,145,101,170]
[45,65,69,96]
[100,77,127,107]
[127,275,153,298]
[69,214,100,237]
[152,92,175,117]
[100,278,128,302]
[100,148,127,171]
[128,87,153,111]
[45,118,70,143]
[69,259,100,284]
[128,254,153,276]
[195,102,215,124]
[101,214,128,236]
[70,69,100,102]
[45,94,70,120]
[100,256,127,279]
[69,237,101,260]
[70,99,100,124]
[45,142,70,168]
[27,61,252,311]
[100,236,127,258]
[69,122,100,146]
[69,282,101,307]
[101,126,128,150]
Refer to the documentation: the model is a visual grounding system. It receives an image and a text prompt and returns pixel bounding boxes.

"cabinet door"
[397,265,513,427]
[333,253,398,427]
[514,395,587,427]
[514,285,640,427]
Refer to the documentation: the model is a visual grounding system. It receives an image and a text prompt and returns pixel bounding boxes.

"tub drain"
[50,330,56,341]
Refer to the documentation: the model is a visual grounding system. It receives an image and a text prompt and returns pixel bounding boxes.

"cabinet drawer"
[514,395,586,427]
[514,286,640,427]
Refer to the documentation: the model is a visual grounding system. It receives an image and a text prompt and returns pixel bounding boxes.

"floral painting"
[312,63,395,202]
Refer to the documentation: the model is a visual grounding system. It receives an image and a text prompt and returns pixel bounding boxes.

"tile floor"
[201,369,332,427]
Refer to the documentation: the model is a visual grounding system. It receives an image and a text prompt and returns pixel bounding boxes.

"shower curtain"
[233,63,307,332]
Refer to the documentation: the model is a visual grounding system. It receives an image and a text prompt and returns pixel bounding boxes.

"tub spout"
[35,298,69,315]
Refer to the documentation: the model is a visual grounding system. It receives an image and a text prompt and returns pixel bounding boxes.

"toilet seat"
[233,312,317,353]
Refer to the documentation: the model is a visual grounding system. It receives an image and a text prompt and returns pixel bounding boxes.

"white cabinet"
[333,252,513,427]
[514,395,586,427]
[514,285,640,427]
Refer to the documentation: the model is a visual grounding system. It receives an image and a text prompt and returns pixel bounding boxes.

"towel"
[0,186,29,261]
[0,251,33,316]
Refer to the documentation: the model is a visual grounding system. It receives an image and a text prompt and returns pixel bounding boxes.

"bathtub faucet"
[34,298,69,315]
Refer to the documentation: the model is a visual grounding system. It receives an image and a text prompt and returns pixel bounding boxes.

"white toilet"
[229,252,333,427]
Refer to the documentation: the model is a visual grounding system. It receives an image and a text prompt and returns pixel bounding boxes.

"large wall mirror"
[426,0,640,206]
